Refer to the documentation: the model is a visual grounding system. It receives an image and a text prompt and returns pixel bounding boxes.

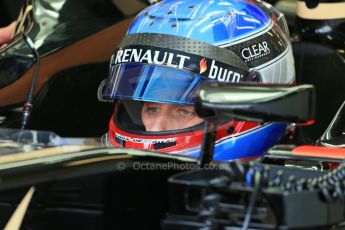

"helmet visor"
[103,63,211,105]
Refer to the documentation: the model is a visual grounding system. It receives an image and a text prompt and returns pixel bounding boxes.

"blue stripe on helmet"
[185,123,286,161]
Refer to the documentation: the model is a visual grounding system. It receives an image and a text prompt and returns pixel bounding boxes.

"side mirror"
[195,83,315,125]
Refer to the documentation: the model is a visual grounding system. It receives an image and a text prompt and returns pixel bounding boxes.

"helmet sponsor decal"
[113,47,190,70]
[199,58,207,74]
[111,45,248,83]
[241,41,271,62]
[207,60,244,82]
[225,25,289,68]
[115,132,176,144]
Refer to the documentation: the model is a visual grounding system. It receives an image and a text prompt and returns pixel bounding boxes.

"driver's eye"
[178,109,194,118]
[145,107,160,114]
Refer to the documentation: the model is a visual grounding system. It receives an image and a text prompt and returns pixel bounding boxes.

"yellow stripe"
[0,145,98,165]
[4,186,35,230]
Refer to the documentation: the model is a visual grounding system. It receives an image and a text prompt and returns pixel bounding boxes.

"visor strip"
[118,33,249,71]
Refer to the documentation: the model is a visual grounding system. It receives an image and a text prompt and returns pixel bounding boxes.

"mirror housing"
[195,83,315,125]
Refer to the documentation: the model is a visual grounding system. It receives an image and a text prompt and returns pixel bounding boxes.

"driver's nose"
[145,114,171,132]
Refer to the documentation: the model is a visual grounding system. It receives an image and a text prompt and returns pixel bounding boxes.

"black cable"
[20,33,40,131]
[16,33,39,143]
[242,170,261,230]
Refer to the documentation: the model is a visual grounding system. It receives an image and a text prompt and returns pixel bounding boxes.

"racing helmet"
[100,0,295,161]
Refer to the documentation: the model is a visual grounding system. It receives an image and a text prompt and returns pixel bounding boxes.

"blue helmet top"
[128,0,271,45]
